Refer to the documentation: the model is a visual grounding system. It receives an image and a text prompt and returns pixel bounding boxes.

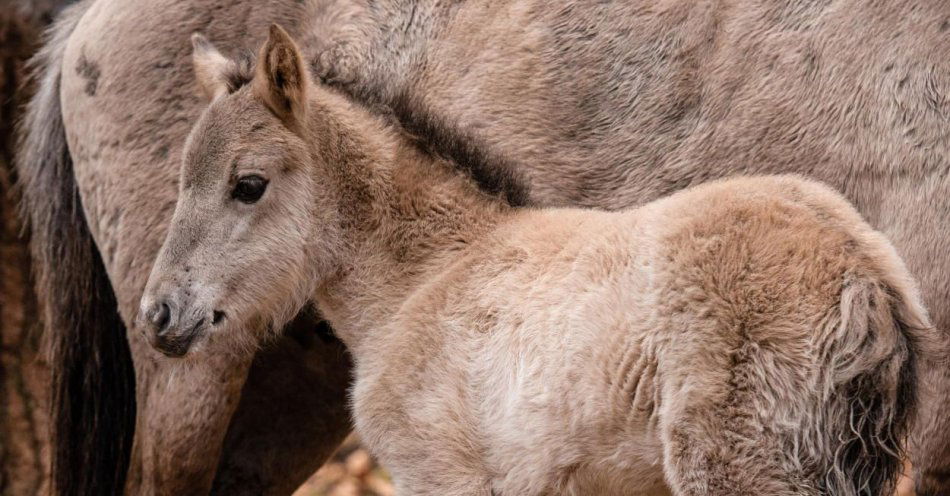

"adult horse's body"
[17,0,950,494]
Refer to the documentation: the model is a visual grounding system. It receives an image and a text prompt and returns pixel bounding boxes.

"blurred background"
[292,436,392,496]
[1,1,59,494]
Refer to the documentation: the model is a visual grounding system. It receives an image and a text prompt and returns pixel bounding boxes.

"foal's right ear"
[253,24,310,129]
[191,33,231,100]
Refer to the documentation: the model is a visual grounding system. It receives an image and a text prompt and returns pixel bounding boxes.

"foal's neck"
[304,86,511,350]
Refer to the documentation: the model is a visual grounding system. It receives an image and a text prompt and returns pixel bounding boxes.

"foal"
[140,26,933,496]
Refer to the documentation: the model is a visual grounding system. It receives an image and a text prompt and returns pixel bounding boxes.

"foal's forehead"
[183,94,276,184]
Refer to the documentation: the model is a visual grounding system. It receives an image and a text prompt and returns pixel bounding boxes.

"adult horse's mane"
[220,55,532,208]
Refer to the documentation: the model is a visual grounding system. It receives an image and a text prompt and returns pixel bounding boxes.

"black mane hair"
[220,49,255,94]
[374,88,531,208]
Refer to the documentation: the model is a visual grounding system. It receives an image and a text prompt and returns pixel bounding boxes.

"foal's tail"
[16,2,136,494]
[809,274,935,495]
[664,271,937,496]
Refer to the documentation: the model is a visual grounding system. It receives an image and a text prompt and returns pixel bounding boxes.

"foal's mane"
[221,54,531,207]
[372,88,532,208]
[218,49,255,94]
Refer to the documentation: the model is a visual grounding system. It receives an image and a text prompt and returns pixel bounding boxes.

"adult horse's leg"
[212,318,352,495]
[17,0,352,493]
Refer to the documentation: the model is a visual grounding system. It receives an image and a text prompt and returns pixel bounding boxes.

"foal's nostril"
[151,302,172,332]
[212,310,226,325]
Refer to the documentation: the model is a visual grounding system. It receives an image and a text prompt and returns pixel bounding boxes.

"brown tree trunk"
[0,2,68,494]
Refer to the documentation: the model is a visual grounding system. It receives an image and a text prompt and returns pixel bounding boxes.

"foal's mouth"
[154,317,208,357]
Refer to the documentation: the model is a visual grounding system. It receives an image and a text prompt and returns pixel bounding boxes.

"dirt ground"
[293,437,394,496]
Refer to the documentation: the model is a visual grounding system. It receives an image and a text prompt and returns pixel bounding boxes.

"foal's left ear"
[191,33,232,100]
[254,24,310,129]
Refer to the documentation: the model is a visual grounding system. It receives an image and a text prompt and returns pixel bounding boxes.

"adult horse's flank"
[142,26,935,495]
[17,0,950,494]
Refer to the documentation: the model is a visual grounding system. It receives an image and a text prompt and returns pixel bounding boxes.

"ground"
[294,436,393,496]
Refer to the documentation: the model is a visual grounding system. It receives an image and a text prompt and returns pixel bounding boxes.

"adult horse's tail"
[16,2,136,494]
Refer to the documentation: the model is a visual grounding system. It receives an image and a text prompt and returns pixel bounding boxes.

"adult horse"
[18,0,950,495]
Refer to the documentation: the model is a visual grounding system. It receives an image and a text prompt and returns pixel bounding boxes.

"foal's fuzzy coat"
[143,27,935,495]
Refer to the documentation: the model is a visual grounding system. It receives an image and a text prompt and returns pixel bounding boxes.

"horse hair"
[378,88,531,208]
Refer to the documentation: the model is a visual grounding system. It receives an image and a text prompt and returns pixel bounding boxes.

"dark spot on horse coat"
[75,49,100,96]
[153,145,169,160]
[802,49,818,76]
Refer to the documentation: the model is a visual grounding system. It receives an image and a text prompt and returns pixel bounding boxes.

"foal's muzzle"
[140,296,212,357]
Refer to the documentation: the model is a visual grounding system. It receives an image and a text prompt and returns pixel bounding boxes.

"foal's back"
[622,176,927,494]
[370,175,929,495]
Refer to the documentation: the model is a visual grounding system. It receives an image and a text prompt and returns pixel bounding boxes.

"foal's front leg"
[354,373,494,496]
[358,423,496,496]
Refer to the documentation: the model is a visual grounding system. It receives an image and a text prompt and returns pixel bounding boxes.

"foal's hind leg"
[656,342,814,496]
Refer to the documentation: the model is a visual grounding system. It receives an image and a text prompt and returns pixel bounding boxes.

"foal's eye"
[232,175,268,204]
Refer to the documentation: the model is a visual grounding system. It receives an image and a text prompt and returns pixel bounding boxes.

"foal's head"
[139,26,334,357]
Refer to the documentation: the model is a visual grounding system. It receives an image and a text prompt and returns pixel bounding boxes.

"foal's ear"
[191,33,231,100]
[254,24,310,128]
